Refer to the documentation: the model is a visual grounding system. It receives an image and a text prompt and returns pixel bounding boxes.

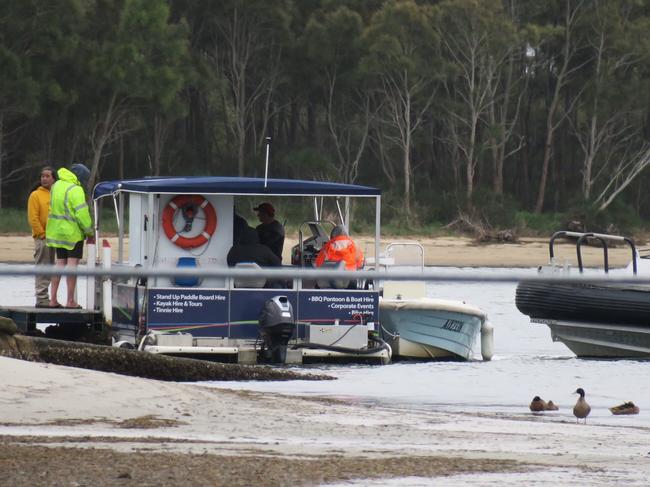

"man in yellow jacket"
[46,164,94,309]
[27,166,56,307]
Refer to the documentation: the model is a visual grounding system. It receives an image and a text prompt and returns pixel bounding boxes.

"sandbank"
[0,234,636,268]
[1,356,649,486]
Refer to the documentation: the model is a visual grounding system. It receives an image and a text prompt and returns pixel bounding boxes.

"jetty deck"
[0,306,105,334]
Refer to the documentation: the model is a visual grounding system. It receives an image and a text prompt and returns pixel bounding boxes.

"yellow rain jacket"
[46,168,93,249]
[27,186,51,239]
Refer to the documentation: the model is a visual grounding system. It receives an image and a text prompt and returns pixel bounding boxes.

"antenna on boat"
[264,136,271,189]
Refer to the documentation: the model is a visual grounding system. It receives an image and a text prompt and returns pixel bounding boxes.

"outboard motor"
[258,296,295,364]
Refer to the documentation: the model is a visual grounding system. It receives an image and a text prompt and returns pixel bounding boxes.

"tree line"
[2,0,650,228]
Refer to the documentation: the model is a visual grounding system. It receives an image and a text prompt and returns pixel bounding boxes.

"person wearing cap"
[314,225,364,271]
[27,166,57,307]
[254,202,284,261]
[46,163,94,309]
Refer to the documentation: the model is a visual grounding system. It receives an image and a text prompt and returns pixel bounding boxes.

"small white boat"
[378,243,492,361]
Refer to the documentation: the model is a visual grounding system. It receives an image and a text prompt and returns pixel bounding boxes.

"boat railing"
[383,242,425,270]
[548,231,637,274]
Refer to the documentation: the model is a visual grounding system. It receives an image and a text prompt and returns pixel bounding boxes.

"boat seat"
[174,257,200,287]
[233,262,267,288]
[316,260,352,289]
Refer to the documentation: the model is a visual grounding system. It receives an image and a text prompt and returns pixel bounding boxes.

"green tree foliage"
[304,5,371,183]
[202,0,293,176]
[1,0,650,229]
[436,0,518,204]
[0,0,78,206]
[79,0,188,188]
[361,0,440,220]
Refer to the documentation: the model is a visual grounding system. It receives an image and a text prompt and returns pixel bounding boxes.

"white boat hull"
[390,336,461,360]
[139,326,391,365]
[534,318,650,358]
[380,298,487,361]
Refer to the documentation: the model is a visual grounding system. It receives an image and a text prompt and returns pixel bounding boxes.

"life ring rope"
[162,195,217,249]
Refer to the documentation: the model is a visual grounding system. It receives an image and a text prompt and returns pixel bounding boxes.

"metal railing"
[0,263,646,284]
[548,231,637,274]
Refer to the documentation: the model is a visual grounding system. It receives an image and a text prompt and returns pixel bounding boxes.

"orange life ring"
[162,195,217,249]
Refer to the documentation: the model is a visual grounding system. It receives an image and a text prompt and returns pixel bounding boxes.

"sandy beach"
[1,356,649,486]
[1,234,646,485]
[0,234,638,267]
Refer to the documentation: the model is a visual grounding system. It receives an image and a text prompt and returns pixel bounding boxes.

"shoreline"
[1,356,649,486]
[0,234,636,268]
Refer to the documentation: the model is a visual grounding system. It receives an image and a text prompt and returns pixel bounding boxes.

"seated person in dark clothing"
[227,226,282,267]
[233,210,249,245]
[254,202,284,261]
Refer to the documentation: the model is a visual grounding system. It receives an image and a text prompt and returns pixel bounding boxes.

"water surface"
[208,267,650,428]
[4,266,649,427]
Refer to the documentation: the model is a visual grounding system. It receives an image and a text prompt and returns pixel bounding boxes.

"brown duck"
[545,400,559,411]
[530,396,546,412]
[609,401,639,415]
[530,396,559,412]
[573,388,591,423]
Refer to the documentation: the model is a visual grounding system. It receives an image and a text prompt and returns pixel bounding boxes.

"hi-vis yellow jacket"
[46,168,93,250]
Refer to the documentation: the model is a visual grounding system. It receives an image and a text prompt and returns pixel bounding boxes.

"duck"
[530,396,560,412]
[609,401,640,415]
[573,387,591,423]
[545,400,559,411]
[529,396,547,412]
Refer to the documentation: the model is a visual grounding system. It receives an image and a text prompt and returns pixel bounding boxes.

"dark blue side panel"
[229,290,298,339]
[297,290,378,325]
[145,288,378,340]
[147,289,230,337]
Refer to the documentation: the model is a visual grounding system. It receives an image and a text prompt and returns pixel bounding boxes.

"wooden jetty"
[0,306,107,343]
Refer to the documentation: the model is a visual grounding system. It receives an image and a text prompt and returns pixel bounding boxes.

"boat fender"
[102,239,112,326]
[162,195,217,249]
[481,321,494,361]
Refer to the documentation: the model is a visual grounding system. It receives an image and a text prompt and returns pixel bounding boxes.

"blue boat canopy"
[93,176,380,200]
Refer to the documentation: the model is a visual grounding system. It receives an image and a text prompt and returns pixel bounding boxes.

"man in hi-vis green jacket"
[46,164,93,309]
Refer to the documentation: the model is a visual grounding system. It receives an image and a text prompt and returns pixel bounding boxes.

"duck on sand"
[573,387,591,423]
[609,401,640,415]
[529,396,559,412]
